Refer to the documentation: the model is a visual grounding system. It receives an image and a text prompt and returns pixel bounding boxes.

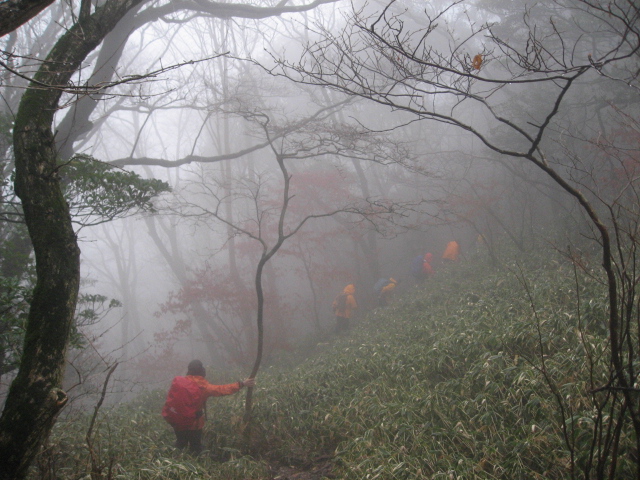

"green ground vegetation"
[30,251,632,479]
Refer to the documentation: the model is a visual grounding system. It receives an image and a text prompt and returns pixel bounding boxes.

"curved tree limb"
[0,0,55,37]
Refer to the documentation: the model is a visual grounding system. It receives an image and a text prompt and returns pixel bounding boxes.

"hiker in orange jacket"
[162,360,255,452]
[332,284,357,333]
[442,240,461,262]
[378,278,399,307]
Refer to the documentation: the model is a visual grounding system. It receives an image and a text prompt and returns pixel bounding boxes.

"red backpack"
[161,376,204,429]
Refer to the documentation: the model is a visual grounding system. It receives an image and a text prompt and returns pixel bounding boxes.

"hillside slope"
[32,255,632,479]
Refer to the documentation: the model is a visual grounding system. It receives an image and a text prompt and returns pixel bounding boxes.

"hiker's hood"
[343,284,355,295]
[424,253,432,262]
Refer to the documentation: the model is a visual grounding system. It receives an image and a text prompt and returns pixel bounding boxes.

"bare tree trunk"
[244,153,293,424]
[0,2,144,477]
[0,0,55,37]
[0,102,80,477]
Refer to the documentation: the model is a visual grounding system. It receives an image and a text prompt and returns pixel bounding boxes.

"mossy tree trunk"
[0,0,56,37]
[0,1,144,478]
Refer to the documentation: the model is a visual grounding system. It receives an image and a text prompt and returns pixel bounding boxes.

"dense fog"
[1,0,639,475]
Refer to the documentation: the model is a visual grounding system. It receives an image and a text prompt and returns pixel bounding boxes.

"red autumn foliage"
[154,164,376,367]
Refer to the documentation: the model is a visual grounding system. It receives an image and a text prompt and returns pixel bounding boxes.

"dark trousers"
[378,294,388,307]
[336,315,350,333]
[174,428,203,453]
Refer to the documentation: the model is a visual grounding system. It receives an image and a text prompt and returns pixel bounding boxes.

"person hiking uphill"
[332,284,357,333]
[376,277,399,307]
[162,359,255,453]
[422,253,434,276]
[442,240,461,262]
[411,253,434,282]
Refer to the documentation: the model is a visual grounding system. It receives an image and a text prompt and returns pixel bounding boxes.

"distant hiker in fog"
[442,240,461,262]
[333,284,358,333]
[162,360,255,453]
[411,253,434,282]
[422,253,434,276]
[375,277,399,307]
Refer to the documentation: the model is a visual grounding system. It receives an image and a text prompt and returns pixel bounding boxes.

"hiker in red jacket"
[422,253,434,276]
[162,359,255,452]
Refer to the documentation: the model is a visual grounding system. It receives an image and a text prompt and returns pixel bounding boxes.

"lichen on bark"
[0,2,146,478]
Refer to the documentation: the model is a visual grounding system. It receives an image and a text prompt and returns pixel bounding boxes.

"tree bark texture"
[0,1,145,478]
[0,0,55,37]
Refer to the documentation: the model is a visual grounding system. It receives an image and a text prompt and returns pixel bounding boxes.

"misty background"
[0,0,631,409]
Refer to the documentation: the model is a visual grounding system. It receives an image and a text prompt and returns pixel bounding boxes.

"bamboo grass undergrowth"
[30,251,632,479]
